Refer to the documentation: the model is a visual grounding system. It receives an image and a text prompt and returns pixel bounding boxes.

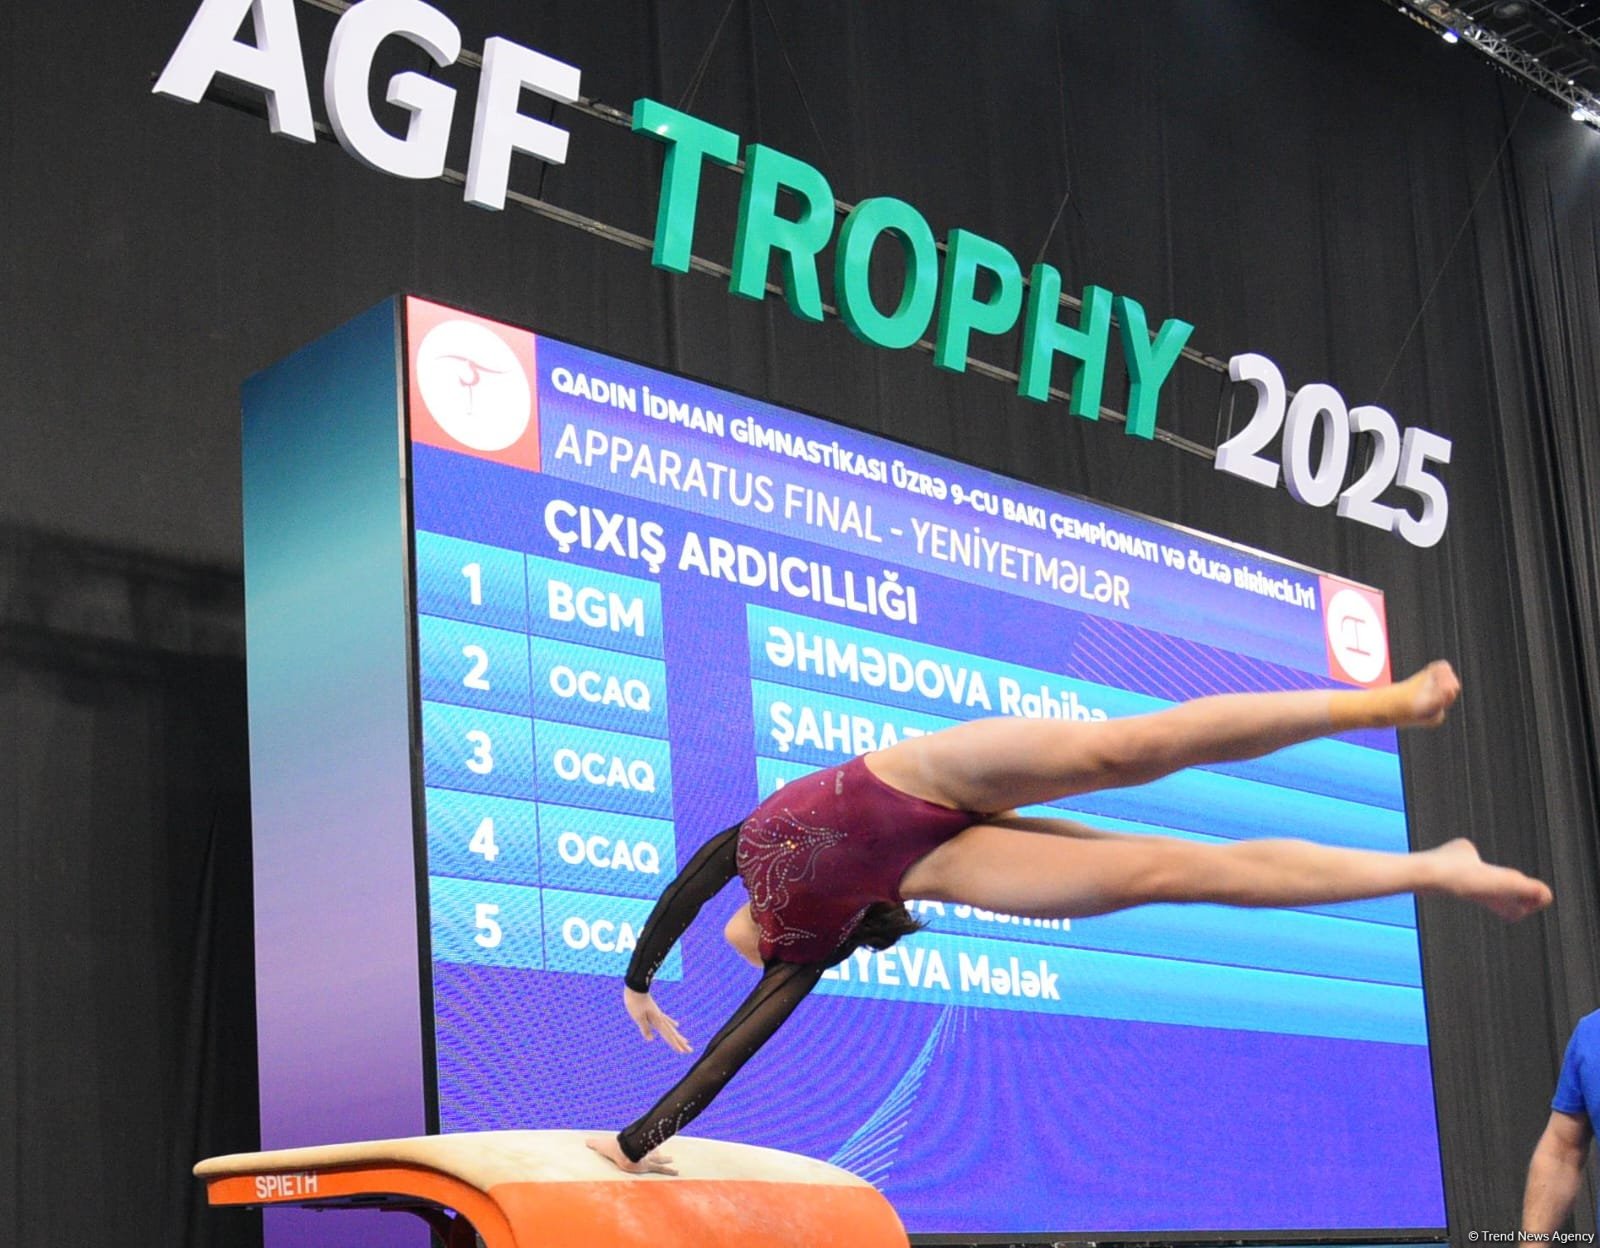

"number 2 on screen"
[462,645,491,690]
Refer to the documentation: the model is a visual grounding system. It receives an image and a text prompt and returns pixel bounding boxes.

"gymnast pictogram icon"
[1322,587,1388,685]
[436,353,510,416]
[413,318,533,453]
[1339,613,1374,657]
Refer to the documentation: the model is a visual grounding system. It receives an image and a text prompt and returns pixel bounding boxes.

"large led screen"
[404,296,1444,1238]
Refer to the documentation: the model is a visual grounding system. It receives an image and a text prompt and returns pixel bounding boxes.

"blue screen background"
[409,328,1445,1236]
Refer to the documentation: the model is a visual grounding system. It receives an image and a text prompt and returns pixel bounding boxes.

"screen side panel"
[243,299,428,1247]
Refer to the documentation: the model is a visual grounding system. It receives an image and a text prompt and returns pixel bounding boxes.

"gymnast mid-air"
[587,662,1552,1173]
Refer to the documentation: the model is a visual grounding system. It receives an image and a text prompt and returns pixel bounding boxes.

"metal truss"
[1382,0,1600,127]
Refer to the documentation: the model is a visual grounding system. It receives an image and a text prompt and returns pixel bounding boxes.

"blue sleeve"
[1552,1020,1592,1117]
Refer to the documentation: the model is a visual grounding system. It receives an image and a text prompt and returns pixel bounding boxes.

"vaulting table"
[194,1129,911,1248]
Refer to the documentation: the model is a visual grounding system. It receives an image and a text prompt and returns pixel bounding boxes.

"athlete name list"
[414,485,1422,1045]
[409,333,1419,1046]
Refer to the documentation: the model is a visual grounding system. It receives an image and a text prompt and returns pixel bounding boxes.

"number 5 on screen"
[474,902,503,948]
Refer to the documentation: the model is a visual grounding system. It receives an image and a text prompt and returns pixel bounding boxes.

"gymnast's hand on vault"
[586,1135,677,1176]
[624,986,692,1053]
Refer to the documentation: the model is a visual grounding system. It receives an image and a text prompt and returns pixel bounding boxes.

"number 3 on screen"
[464,729,494,775]
[1218,353,1451,548]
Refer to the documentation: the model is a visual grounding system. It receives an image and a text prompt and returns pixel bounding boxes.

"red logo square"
[406,297,540,473]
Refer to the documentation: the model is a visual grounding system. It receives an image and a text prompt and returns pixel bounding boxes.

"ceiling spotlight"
[1442,28,1461,42]
[1574,106,1597,124]
[1490,1,1529,20]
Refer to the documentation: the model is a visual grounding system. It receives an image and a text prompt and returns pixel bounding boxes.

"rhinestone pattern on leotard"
[735,758,984,964]
[736,804,847,949]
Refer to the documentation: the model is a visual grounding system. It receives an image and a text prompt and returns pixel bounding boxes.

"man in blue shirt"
[1523,1011,1600,1233]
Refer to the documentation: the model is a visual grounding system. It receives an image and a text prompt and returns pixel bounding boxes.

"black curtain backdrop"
[2,1,1597,1244]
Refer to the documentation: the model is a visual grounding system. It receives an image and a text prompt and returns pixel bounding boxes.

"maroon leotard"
[736,754,984,964]
[613,755,983,1162]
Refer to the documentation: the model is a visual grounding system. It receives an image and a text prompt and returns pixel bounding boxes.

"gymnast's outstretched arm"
[616,823,744,1060]
[624,823,742,998]
[603,959,826,1168]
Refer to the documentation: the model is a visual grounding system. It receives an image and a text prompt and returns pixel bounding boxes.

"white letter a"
[153,0,314,142]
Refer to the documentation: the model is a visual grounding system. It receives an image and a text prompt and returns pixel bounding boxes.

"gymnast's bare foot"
[1397,661,1461,727]
[1332,661,1461,730]
[1431,838,1552,921]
